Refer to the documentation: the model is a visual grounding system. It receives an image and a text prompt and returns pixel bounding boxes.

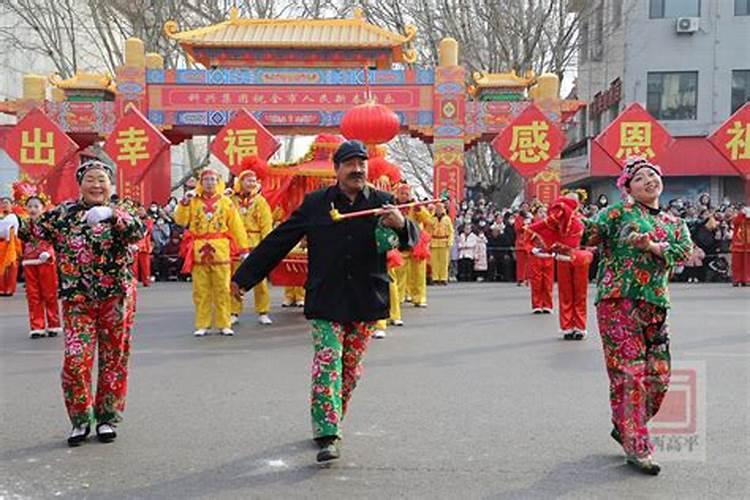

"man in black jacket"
[231,140,419,462]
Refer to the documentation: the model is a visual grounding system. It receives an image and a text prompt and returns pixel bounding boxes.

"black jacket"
[232,185,419,322]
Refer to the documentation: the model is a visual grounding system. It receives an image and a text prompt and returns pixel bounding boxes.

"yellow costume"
[230,187,273,316]
[174,181,248,331]
[429,211,454,283]
[395,206,432,306]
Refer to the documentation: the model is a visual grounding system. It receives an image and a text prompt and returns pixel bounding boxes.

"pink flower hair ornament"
[616,156,663,199]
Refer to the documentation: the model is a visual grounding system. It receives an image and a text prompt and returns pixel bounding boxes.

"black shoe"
[563,332,575,340]
[610,427,622,445]
[96,422,117,443]
[67,424,90,447]
[626,454,661,476]
[315,437,341,463]
[573,331,586,341]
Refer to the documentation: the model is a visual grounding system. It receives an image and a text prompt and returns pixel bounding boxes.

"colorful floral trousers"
[596,298,671,457]
[310,320,376,439]
[61,293,134,427]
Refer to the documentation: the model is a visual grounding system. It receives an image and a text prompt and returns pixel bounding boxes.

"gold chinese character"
[334,94,346,104]
[287,93,297,104]
[725,121,750,161]
[20,128,55,166]
[238,94,249,104]
[224,128,258,167]
[319,94,329,104]
[616,121,655,159]
[222,93,232,104]
[115,127,149,166]
[383,94,395,104]
[509,121,551,163]
[253,94,266,104]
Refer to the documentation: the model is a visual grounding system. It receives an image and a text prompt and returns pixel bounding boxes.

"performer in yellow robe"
[429,201,454,285]
[393,183,433,307]
[282,237,307,308]
[174,168,248,336]
[229,169,274,325]
[373,251,404,339]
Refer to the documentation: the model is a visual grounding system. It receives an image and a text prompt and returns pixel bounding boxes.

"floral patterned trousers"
[596,298,671,457]
[61,294,134,427]
[310,320,376,439]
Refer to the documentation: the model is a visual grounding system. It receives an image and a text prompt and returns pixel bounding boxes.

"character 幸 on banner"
[175,168,249,337]
[231,140,419,463]
[229,158,274,325]
[29,160,145,447]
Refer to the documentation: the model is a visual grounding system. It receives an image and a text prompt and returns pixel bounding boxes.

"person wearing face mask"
[577,157,693,475]
[231,140,418,463]
[229,161,274,326]
[16,192,62,339]
[174,168,249,337]
[0,196,22,296]
[730,205,750,286]
[26,160,145,447]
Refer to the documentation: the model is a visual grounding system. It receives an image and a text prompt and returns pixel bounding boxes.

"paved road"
[1,282,748,499]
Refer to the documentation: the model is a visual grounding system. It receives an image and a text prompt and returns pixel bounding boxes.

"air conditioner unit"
[676,17,699,34]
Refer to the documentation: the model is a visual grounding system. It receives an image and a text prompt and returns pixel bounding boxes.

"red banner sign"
[595,102,673,166]
[4,108,78,180]
[104,106,170,202]
[492,103,564,178]
[156,86,423,111]
[708,102,750,177]
[211,109,280,174]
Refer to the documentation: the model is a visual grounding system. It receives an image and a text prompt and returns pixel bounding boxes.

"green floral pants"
[310,320,376,439]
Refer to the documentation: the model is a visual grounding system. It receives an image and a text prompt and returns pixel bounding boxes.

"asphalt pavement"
[1,281,748,499]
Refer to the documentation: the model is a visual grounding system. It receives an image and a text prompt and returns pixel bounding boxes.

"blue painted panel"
[146,69,165,84]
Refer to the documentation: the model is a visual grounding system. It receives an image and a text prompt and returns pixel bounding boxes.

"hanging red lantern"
[340,101,401,145]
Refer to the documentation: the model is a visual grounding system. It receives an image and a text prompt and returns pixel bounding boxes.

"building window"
[647,71,698,120]
[736,0,750,15]
[592,113,602,136]
[650,0,701,18]
[732,70,750,113]
[608,103,619,122]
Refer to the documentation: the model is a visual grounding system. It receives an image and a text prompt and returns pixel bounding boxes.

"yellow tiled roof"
[49,72,115,93]
[472,70,536,89]
[164,8,417,49]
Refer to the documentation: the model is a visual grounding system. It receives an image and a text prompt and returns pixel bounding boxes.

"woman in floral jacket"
[581,157,693,475]
[29,160,144,447]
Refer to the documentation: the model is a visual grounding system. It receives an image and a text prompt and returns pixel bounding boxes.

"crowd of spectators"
[447,192,746,284]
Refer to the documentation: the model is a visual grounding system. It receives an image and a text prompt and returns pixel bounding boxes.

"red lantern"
[340,101,400,145]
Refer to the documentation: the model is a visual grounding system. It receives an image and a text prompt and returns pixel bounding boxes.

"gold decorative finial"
[353,7,364,19]
[163,20,180,38]
[229,6,239,21]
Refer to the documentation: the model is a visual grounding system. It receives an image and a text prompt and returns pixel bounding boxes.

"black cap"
[333,140,369,166]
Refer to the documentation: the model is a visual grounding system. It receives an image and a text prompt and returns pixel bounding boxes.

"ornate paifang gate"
[1,8,584,205]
